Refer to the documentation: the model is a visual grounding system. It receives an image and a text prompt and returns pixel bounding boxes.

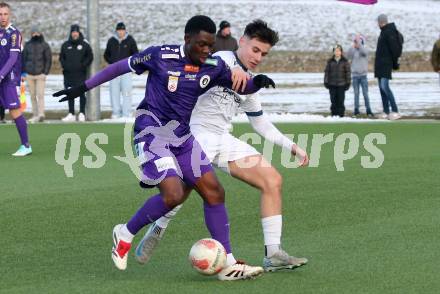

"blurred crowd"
[1,9,440,124]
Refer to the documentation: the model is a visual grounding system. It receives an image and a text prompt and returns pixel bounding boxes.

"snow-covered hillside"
[10,0,440,52]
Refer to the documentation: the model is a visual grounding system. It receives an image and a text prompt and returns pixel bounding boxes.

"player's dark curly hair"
[244,20,279,46]
[184,15,216,36]
[0,2,10,9]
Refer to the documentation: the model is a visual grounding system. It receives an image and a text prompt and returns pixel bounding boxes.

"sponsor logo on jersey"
[221,88,241,104]
[167,71,181,77]
[67,46,72,50]
[0,39,6,46]
[185,74,197,80]
[204,58,218,66]
[77,44,83,50]
[11,33,16,47]
[199,75,210,88]
[184,64,200,73]
[132,54,152,65]
[161,53,179,59]
[161,47,179,53]
[168,76,179,92]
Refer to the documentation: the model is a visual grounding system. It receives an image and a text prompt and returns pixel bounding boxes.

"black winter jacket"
[374,23,401,79]
[104,34,138,64]
[213,32,238,53]
[22,35,52,75]
[59,33,93,81]
[324,56,351,88]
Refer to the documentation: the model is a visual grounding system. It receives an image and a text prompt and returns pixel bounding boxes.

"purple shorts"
[136,134,213,188]
[0,83,20,110]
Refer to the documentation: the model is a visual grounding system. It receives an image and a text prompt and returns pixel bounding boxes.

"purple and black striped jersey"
[128,44,236,139]
[0,25,22,85]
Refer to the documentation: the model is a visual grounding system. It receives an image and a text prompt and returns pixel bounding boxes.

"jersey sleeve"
[242,93,263,117]
[211,57,234,89]
[128,46,159,75]
[10,30,21,52]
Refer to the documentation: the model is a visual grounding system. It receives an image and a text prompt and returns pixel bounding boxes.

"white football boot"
[112,224,132,270]
[263,249,308,272]
[12,145,32,157]
[218,260,264,281]
[135,223,165,264]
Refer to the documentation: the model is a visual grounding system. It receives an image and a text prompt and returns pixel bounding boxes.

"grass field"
[1,121,439,294]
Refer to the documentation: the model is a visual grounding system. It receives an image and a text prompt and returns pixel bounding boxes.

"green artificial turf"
[0,122,439,294]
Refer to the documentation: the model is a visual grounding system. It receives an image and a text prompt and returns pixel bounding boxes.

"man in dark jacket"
[374,14,401,120]
[213,20,238,53]
[324,45,351,117]
[104,22,138,118]
[22,25,51,122]
[59,24,93,122]
[430,35,440,86]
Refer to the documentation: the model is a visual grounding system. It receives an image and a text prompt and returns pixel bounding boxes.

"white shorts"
[191,125,260,173]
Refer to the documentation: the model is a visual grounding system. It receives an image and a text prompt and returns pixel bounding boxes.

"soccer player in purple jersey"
[54,15,275,280]
[0,2,31,156]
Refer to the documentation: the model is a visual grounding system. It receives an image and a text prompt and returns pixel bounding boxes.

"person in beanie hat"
[22,24,52,122]
[59,24,93,122]
[375,14,402,120]
[213,20,238,53]
[104,21,138,118]
[324,44,351,117]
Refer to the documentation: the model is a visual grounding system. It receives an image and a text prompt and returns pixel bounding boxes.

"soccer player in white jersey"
[135,20,310,272]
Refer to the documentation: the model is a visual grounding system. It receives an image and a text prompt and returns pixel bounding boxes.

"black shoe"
[367,111,374,118]
[0,119,5,124]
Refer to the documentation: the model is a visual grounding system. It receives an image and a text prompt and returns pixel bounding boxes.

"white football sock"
[120,224,135,243]
[226,253,237,266]
[261,215,282,257]
[155,204,182,229]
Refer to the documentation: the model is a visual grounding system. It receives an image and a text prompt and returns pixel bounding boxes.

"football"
[188,238,227,275]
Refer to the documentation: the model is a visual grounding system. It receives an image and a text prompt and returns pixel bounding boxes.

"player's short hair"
[184,15,216,36]
[0,2,10,9]
[244,20,279,47]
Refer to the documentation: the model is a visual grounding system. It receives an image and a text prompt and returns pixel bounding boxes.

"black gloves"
[53,83,88,102]
[324,83,329,89]
[344,84,350,91]
[253,74,276,89]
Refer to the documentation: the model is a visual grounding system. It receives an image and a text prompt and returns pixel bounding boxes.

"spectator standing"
[213,20,238,53]
[324,44,351,117]
[374,14,402,120]
[22,25,51,123]
[430,35,440,86]
[104,22,138,118]
[0,105,4,123]
[59,24,93,122]
[346,34,373,117]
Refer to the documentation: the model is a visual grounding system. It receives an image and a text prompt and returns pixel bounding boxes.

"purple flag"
[338,0,378,4]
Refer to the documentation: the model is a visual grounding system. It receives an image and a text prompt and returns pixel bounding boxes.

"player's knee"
[162,188,185,208]
[204,184,225,205]
[262,170,283,194]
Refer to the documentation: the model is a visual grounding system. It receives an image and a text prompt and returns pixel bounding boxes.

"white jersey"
[190,51,263,134]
